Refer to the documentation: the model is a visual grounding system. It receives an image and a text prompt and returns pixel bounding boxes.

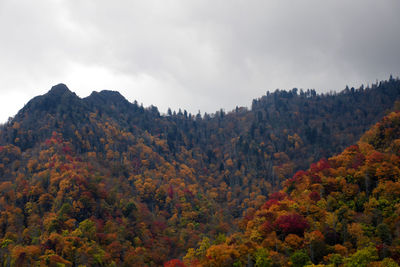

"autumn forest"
[1,77,400,266]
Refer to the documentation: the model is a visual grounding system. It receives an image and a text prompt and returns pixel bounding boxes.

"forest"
[0,77,399,266]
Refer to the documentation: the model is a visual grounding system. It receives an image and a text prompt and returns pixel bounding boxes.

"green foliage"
[196,237,211,258]
[328,254,343,267]
[0,239,14,248]
[122,201,137,218]
[254,248,272,267]
[376,223,392,244]
[58,203,72,218]
[290,250,311,267]
[214,233,227,245]
[78,219,96,240]
[380,258,400,267]
[344,247,378,267]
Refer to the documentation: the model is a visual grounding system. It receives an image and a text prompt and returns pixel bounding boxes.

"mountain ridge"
[0,78,400,265]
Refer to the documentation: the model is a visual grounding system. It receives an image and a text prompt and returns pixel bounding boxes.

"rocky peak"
[47,83,73,97]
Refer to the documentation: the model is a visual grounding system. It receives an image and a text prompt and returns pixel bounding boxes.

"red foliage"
[311,174,322,184]
[74,175,88,188]
[107,241,123,260]
[293,170,308,180]
[115,217,123,224]
[351,153,365,169]
[45,132,63,146]
[274,213,309,236]
[45,139,53,146]
[244,213,254,221]
[53,132,63,143]
[183,188,194,198]
[323,179,339,195]
[262,199,280,209]
[309,191,321,202]
[168,186,174,198]
[367,151,385,164]
[0,146,4,152]
[164,259,186,267]
[93,218,104,232]
[152,221,167,232]
[132,158,141,173]
[66,155,73,162]
[269,191,287,201]
[59,164,71,172]
[310,158,330,173]
[286,171,310,188]
[347,145,360,153]
[62,145,72,154]
[96,232,106,243]
[260,221,273,234]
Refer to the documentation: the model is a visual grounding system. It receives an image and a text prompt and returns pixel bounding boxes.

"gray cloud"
[1,0,400,122]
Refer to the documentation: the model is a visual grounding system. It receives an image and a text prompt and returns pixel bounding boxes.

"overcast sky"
[1,0,400,122]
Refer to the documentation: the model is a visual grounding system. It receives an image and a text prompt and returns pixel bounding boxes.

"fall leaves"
[186,112,400,266]
[0,79,400,265]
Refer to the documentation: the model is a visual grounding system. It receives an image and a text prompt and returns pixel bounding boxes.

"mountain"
[0,78,399,265]
[190,111,400,266]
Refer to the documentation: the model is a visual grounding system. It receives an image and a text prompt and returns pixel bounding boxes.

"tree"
[344,247,378,267]
[253,248,272,267]
[164,259,186,267]
[275,213,309,237]
[290,250,311,267]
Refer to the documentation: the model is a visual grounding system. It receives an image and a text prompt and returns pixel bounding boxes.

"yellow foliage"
[284,234,303,249]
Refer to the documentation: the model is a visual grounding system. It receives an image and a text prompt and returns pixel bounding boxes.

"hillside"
[189,111,400,266]
[0,78,399,265]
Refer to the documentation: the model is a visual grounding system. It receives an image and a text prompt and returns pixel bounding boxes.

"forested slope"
[188,111,400,266]
[0,78,399,265]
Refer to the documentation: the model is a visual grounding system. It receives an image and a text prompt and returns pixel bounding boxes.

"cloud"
[0,0,400,122]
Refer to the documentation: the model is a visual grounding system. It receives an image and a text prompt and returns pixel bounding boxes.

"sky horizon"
[2,76,398,123]
[1,0,400,123]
